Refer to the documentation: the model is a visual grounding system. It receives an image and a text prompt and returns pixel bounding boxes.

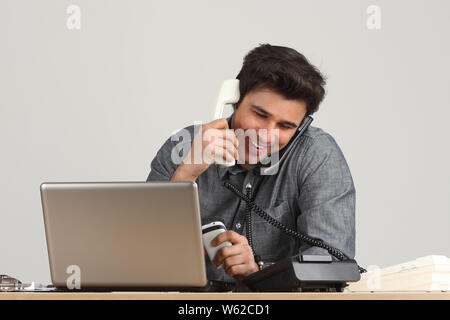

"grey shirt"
[146,119,356,286]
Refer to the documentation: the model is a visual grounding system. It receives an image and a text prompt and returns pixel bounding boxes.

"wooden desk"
[1,291,450,300]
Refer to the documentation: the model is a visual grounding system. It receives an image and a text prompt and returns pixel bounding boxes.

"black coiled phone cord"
[223,180,367,274]
[245,183,255,251]
[244,183,264,266]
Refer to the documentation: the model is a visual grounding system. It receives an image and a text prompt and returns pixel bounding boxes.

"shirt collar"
[216,163,245,179]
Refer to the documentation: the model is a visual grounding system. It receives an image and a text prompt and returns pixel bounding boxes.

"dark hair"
[235,43,326,116]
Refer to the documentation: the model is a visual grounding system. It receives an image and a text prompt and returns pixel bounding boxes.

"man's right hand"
[170,118,239,182]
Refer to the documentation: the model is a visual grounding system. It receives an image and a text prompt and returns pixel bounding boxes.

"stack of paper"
[347,255,450,292]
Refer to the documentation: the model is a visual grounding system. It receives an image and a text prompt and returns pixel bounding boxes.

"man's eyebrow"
[251,105,271,116]
[251,105,299,128]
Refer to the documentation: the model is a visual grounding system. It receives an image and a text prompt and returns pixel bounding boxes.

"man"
[147,44,356,288]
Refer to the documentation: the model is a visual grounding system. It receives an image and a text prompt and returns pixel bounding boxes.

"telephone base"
[242,255,361,292]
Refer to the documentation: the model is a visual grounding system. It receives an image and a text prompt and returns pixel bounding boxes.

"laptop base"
[50,280,236,293]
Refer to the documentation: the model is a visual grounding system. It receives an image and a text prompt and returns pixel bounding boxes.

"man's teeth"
[250,140,265,149]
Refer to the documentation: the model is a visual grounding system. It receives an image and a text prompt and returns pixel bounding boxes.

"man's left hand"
[211,230,259,280]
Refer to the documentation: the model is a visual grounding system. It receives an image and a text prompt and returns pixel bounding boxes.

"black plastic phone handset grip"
[222,180,367,274]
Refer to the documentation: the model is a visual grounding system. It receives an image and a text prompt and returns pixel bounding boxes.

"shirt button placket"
[231,174,255,234]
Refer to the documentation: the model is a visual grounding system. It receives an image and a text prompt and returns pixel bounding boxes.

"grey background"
[1,0,449,285]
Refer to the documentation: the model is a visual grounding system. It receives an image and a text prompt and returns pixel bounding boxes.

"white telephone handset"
[213,79,240,167]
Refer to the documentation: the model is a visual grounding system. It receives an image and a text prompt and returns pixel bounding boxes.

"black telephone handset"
[278,114,313,158]
[257,114,313,175]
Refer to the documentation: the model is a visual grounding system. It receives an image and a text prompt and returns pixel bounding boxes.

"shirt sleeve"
[146,138,177,181]
[296,133,356,260]
[146,126,195,182]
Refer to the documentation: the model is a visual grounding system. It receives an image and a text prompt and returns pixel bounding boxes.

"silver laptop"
[40,181,208,290]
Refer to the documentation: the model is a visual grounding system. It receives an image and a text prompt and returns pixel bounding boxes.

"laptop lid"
[40,181,207,289]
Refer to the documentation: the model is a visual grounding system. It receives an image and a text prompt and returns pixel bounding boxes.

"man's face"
[231,87,307,167]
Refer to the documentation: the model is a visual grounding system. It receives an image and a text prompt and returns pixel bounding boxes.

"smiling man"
[147,44,356,290]
[230,88,307,169]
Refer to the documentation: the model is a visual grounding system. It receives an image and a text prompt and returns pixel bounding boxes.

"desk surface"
[1,291,450,300]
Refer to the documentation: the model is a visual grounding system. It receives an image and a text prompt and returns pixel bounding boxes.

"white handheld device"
[213,79,240,168]
[202,221,232,269]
